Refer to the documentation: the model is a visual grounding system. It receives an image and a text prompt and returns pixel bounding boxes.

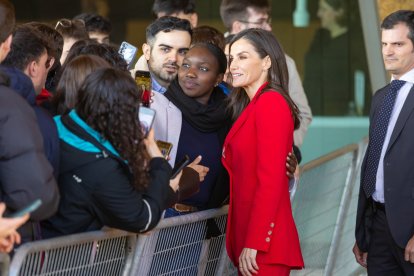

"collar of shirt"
[151,75,167,94]
[391,67,414,85]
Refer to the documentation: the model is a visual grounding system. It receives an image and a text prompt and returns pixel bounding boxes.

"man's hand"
[405,234,414,263]
[353,242,368,267]
[239,248,259,276]
[286,152,297,179]
[187,155,209,182]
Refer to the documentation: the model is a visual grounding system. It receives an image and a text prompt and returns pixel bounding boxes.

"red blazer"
[222,83,304,268]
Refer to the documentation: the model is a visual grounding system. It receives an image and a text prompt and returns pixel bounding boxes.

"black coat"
[41,112,177,238]
[0,71,59,240]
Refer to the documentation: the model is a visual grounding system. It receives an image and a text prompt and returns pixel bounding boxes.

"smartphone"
[8,199,42,218]
[119,41,138,69]
[156,140,173,158]
[138,107,156,137]
[171,155,190,179]
[135,70,152,107]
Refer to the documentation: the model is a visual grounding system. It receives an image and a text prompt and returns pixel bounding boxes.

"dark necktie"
[363,80,406,197]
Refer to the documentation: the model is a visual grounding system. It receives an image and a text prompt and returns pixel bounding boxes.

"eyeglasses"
[55,19,85,29]
[238,18,272,27]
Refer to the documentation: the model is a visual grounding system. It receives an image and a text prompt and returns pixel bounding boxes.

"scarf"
[164,78,229,133]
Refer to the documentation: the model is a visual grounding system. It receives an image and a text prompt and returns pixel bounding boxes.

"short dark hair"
[220,0,270,31]
[152,0,196,16]
[3,25,47,71]
[146,16,192,46]
[192,26,225,50]
[73,13,112,34]
[55,18,89,40]
[25,22,64,64]
[381,10,414,46]
[0,0,15,43]
[63,39,128,71]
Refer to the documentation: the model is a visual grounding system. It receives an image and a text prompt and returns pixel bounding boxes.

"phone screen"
[138,107,156,137]
[8,199,42,218]
[119,41,138,69]
[135,70,152,107]
[156,140,173,158]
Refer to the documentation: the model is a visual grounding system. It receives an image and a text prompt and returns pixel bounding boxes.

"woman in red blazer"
[222,29,304,275]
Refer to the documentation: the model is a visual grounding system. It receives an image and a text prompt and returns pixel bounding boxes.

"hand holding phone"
[171,155,190,179]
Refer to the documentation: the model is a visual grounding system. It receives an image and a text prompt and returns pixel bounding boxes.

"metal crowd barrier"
[8,141,368,276]
[291,140,368,276]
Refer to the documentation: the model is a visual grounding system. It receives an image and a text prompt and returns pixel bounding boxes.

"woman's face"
[229,38,268,93]
[317,0,341,29]
[178,46,222,105]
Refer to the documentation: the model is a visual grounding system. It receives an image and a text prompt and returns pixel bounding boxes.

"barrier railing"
[291,140,368,276]
[8,140,368,276]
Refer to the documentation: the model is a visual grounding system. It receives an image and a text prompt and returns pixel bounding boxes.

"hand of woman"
[239,248,259,276]
[143,129,163,159]
[187,155,209,182]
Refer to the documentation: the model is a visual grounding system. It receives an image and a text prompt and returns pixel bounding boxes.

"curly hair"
[76,68,149,191]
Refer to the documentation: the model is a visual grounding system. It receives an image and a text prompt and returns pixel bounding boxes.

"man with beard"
[140,16,192,93]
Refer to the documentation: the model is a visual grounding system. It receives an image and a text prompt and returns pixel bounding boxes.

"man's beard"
[149,60,179,85]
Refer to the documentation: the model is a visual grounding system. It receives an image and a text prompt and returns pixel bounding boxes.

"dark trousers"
[367,208,414,275]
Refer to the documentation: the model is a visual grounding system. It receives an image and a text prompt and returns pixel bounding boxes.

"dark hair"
[324,0,348,27]
[55,18,89,40]
[76,68,149,191]
[220,0,270,32]
[192,26,225,50]
[225,34,235,45]
[2,25,47,71]
[227,29,300,129]
[146,16,192,46]
[64,39,128,71]
[152,0,196,16]
[73,13,112,35]
[25,22,64,66]
[0,0,15,43]
[191,42,227,75]
[381,10,414,46]
[53,54,111,115]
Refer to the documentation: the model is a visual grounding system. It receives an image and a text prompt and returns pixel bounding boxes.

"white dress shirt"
[373,68,414,203]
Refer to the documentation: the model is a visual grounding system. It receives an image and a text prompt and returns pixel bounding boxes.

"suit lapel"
[386,86,414,153]
[225,101,254,144]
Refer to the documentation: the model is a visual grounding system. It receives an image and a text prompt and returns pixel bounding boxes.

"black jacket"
[41,111,176,238]
[0,66,59,177]
[0,70,59,240]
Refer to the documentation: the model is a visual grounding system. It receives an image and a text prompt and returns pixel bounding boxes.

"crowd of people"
[1,0,413,275]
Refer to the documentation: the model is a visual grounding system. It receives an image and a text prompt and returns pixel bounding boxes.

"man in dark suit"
[353,10,414,275]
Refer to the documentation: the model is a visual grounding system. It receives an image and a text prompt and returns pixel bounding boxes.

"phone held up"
[8,199,42,218]
[171,155,190,179]
[138,107,156,137]
[135,70,152,107]
[156,140,173,158]
[118,41,138,70]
